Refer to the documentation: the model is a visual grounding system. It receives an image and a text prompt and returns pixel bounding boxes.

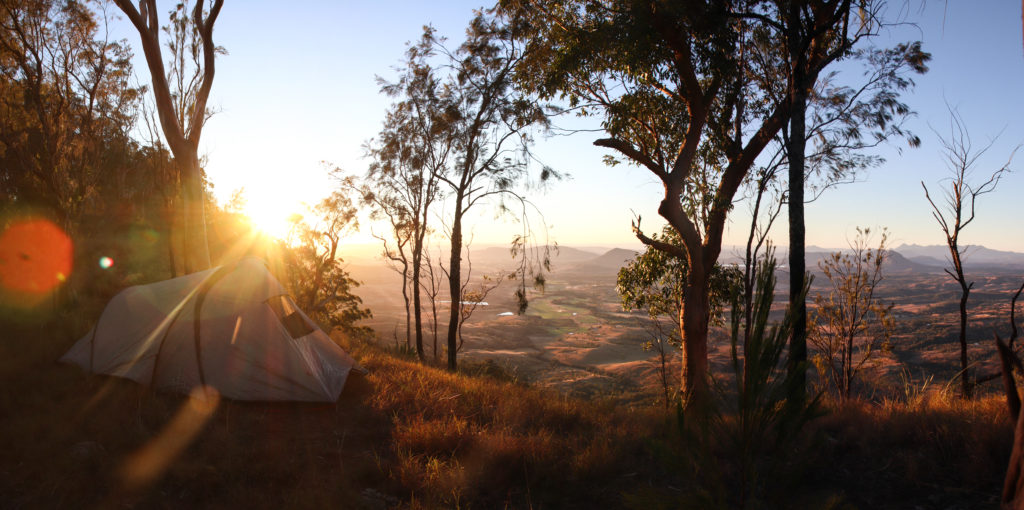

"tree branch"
[594,138,667,179]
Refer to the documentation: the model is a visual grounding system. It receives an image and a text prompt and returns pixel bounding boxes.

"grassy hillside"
[0,314,1014,508]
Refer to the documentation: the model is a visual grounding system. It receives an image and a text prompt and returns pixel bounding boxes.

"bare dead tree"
[922,108,1017,398]
[1012,282,1024,352]
[114,0,223,273]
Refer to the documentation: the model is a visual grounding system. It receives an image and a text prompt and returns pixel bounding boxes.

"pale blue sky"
[117,1,1024,252]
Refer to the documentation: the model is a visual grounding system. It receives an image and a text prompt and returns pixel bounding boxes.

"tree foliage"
[616,225,739,324]
[428,13,555,371]
[114,0,224,273]
[501,0,794,403]
[283,192,372,339]
[502,0,927,404]
[0,0,141,228]
[361,28,449,360]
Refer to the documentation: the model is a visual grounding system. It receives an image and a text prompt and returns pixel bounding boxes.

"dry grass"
[0,313,662,509]
[0,309,1016,509]
[358,346,661,507]
[803,393,1013,509]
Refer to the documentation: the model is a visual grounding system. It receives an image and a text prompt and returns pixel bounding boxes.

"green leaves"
[616,225,740,324]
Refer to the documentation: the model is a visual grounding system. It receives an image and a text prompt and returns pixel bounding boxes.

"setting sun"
[242,199,295,241]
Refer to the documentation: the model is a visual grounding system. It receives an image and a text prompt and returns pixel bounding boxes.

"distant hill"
[801,248,940,275]
[907,255,946,267]
[884,250,943,274]
[895,244,1024,270]
[549,246,609,265]
[566,248,638,275]
[586,248,639,270]
[345,244,638,273]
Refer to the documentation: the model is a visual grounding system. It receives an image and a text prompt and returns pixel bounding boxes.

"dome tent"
[61,258,363,402]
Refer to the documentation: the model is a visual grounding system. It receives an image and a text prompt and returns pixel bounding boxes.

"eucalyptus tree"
[114,0,223,273]
[435,14,554,371]
[371,193,415,350]
[496,0,789,403]
[616,225,741,403]
[363,29,450,361]
[502,0,927,404]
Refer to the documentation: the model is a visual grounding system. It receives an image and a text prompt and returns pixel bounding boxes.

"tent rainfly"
[61,258,363,402]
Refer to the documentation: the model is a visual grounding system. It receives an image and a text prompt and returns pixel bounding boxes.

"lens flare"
[99,256,114,269]
[0,219,73,301]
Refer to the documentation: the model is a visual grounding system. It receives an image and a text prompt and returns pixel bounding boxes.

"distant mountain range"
[801,248,941,275]
[533,243,1024,276]
[787,244,1024,274]
[345,242,1024,276]
[893,244,1024,269]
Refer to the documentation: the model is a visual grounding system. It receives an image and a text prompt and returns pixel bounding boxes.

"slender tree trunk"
[412,235,425,361]
[659,340,670,410]
[844,334,853,399]
[959,281,972,398]
[446,198,465,371]
[786,24,809,402]
[679,267,711,407]
[400,263,411,350]
[431,300,439,360]
[179,154,211,273]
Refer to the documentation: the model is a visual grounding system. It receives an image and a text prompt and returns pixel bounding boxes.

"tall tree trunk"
[180,153,211,273]
[786,8,809,402]
[446,198,464,371]
[114,0,222,275]
[679,264,711,407]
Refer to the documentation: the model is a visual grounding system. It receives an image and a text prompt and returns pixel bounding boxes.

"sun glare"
[243,200,296,241]
[0,218,72,307]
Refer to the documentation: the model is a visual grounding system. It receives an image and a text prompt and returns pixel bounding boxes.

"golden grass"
[355,345,662,507]
[0,312,1017,509]
[804,393,1013,508]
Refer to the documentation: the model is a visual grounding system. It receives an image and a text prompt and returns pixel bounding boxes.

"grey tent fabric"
[60,258,362,402]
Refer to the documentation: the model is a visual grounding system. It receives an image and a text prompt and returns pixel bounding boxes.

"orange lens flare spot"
[0,219,73,296]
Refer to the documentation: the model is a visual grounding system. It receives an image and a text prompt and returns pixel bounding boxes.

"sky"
[114,1,1024,253]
